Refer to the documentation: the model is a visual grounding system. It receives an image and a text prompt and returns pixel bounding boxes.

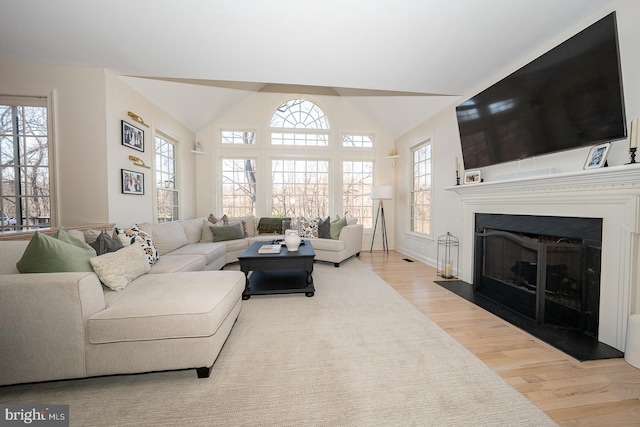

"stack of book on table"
[258,244,282,254]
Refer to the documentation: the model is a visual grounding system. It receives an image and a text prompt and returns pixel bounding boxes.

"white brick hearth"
[447,164,640,351]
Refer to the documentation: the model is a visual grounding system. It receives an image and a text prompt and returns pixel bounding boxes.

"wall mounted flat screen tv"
[456,12,626,170]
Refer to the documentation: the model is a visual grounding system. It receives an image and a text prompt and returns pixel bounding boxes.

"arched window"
[270,99,330,146]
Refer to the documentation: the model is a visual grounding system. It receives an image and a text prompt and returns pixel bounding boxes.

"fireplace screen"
[474,215,601,338]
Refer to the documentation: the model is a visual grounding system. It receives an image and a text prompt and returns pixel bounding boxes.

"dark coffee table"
[238,241,316,299]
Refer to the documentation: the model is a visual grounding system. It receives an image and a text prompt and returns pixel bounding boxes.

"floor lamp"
[370,185,392,253]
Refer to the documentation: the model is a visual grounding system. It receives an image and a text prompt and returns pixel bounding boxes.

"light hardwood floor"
[358,250,640,426]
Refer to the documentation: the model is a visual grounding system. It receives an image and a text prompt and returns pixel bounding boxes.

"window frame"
[270,99,330,147]
[0,94,54,231]
[154,131,179,223]
[409,138,432,237]
[270,158,330,218]
[220,156,257,217]
[342,160,374,229]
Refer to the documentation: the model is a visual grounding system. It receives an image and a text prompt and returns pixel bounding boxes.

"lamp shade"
[371,185,393,200]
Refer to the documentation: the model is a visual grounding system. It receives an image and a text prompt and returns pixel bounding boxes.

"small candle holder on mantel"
[628,117,638,165]
[629,147,637,165]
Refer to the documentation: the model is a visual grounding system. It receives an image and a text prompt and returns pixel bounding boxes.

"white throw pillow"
[90,243,151,291]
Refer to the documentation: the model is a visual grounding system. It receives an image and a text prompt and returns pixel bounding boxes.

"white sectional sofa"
[0,215,363,386]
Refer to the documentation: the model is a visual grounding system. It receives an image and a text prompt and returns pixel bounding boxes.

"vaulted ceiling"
[0,0,614,137]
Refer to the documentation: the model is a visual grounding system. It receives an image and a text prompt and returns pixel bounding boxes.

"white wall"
[0,62,197,228]
[393,103,463,267]
[105,72,197,226]
[196,92,396,250]
[0,62,109,226]
[394,0,640,271]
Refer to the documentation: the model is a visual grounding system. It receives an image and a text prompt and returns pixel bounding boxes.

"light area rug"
[0,259,557,426]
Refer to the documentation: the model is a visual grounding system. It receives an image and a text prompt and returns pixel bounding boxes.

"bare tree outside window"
[155,133,179,222]
[411,141,432,235]
[221,157,256,216]
[220,131,256,216]
[271,159,329,218]
[343,161,373,228]
[0,99,50,231]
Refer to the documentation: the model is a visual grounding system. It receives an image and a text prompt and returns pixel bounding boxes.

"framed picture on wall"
[583,142,611,169]
[122,120,144,152]
[121,169,144,195]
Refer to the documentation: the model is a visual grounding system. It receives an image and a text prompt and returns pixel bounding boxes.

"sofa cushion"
[308,237,346,252]
[210,223,244,242]
[148,254,206,273]
[90,243,151,291]
[330,217,348,240]
[233,215,256,237]
[223,237,251,253]
[169,242,226,266]
[87,271,244,344]
[90,231,124,255]
[113,225,159,265]
[146,221,189,256]
[16,231,95,273]
[182,218,205,244]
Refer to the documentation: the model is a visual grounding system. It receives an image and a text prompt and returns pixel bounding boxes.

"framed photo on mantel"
[464,170,482,184]
[584,142,611,169]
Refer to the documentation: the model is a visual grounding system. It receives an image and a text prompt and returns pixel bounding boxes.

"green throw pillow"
[329,217,348,240]
[210,223,245,242]
[16,231,95,273]
[55,227,97,258]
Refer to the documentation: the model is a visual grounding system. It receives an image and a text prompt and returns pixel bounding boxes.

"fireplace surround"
[448,164,640,352]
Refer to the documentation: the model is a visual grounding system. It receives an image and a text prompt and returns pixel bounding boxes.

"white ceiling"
[0,0,614,136]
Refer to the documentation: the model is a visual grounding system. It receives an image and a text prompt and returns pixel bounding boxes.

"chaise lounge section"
[0,226,245,386]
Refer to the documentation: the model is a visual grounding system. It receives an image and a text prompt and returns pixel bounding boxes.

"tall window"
[0,96,51,231]
[271,160,329,218]
[221,158,256,216]
[342,161,373,228]
[155,133,178,223]
[411,141,432,235]
[271,99,330,146]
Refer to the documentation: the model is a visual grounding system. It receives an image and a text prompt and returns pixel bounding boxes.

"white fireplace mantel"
[446,163,640,351]
[447,163,640,197]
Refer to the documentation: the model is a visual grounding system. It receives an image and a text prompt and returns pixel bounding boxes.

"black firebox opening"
[474,214,602,339]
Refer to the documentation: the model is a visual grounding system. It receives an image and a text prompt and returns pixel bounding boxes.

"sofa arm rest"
[339,224,364,256]
[0,272,106,385]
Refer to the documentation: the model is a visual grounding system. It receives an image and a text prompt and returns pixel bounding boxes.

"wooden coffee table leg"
[305,270,314,297]
[242,270,251,300]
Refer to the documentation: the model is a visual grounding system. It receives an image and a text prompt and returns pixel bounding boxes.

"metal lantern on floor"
[437,232,459,279]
